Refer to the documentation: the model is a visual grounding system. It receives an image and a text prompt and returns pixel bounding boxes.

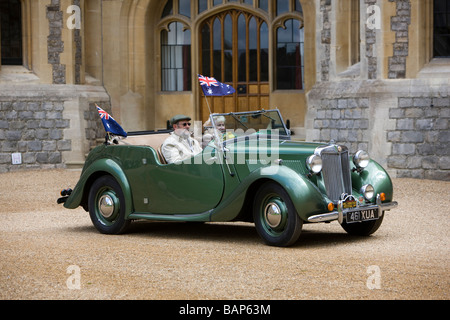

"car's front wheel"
[253,182,303,247]
[88,175,130,234]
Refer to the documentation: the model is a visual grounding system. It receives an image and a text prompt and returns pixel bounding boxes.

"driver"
[162,114,202,164]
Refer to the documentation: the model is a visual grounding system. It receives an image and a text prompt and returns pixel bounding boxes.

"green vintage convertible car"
[58,109,397,246]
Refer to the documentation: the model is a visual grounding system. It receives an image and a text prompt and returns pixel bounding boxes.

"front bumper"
[307,194,398,223]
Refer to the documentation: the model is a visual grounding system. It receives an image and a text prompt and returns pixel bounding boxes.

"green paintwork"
[63,110,395,225]
[351,159,394,202]
[64,153,133,216]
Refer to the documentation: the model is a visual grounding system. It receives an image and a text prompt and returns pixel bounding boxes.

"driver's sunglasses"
[178,122,191,127]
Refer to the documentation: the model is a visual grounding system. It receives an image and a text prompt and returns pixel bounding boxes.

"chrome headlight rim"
[360,184,374,201]
[306,154,322,174]
[353,150,370,169]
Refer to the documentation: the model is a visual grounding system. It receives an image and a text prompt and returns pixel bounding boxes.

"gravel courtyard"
[0,169,449,300]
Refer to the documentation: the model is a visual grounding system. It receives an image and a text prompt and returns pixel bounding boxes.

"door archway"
[199,9,269,122]
[155,0,310,131]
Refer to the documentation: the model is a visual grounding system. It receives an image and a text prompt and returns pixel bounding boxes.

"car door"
[128,145,225,214]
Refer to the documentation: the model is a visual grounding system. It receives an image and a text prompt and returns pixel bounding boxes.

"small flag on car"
[96,104,127,137]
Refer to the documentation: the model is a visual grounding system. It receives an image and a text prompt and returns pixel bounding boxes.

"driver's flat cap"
[170,114,191,125]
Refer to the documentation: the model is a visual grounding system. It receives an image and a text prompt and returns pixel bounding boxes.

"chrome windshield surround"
[209,109,291,139]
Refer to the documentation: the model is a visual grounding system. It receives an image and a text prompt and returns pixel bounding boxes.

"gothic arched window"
[160,21,191,91]
[276,18,304,90]
[159,0,304,94]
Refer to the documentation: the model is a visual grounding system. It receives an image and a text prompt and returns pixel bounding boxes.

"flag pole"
[202,93,220,145]
[198,74,236,174]
[203,94,213,115]
[201,86,223,159]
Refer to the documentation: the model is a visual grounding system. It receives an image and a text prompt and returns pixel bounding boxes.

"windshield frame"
[207,109,291,143]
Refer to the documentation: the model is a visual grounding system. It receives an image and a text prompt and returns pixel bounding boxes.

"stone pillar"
[61,0,84,84]
[318,0,331,82]
[387,0,411,79]
[46,0,66,84]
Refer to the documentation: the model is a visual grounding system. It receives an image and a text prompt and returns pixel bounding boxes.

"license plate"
[346,208,379,223]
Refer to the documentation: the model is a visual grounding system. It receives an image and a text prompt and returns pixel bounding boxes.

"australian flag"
[198,74,235,96]
[96,104,127,137]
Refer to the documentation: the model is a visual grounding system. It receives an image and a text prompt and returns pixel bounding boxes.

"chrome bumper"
[307,194,398,223]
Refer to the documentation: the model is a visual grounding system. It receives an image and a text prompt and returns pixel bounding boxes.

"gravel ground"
[0,169,449,300]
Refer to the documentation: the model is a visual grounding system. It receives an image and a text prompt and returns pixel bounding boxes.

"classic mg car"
[58,109,397,247]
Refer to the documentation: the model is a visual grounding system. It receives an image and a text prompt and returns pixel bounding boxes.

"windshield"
[208,109,290,140]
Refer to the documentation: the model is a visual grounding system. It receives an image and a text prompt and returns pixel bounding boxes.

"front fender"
[352,160,394,202]
[63,158,134,217]
[210,165,329,222]
[251,166,329,221]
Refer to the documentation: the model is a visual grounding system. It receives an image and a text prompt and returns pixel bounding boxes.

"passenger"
[161,114,202,164]
[215,116,235,141]
[202,116,234,148]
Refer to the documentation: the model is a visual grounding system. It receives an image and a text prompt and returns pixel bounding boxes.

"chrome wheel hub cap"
[264,202,282,228]
[98,195,115,218]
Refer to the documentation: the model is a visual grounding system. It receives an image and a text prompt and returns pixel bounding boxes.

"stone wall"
[306,81,375,160]
[311,96,370,153]
[387,96,449,179]
[0,84,110,172]
[306,79,450,181]
[0,99,70,170]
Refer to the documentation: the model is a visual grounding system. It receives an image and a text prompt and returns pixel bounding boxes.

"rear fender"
[63,159,134,217]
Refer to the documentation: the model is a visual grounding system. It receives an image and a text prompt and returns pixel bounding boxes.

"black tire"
[340,214,384,236]
[253,182,303,247]
[88,175,130,234]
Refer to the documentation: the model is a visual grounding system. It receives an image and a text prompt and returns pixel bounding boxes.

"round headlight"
[360,184,374,201]
[306,155,322,174]
[353,150,370,169]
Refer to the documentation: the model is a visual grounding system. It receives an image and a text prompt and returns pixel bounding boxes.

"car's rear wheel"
[340,214,384,236]
[88,175,130,234]
[253,182,303,247]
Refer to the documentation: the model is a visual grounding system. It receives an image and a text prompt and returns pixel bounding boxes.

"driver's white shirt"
[161,131,202,164]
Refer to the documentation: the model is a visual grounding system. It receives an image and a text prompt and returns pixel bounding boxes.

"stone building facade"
[0,0,449,180]
[306,0,449,180]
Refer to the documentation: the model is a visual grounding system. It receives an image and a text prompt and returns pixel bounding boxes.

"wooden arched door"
[199,9,269,122]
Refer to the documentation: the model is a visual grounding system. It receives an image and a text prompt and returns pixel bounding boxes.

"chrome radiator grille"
[321,149,352,201]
